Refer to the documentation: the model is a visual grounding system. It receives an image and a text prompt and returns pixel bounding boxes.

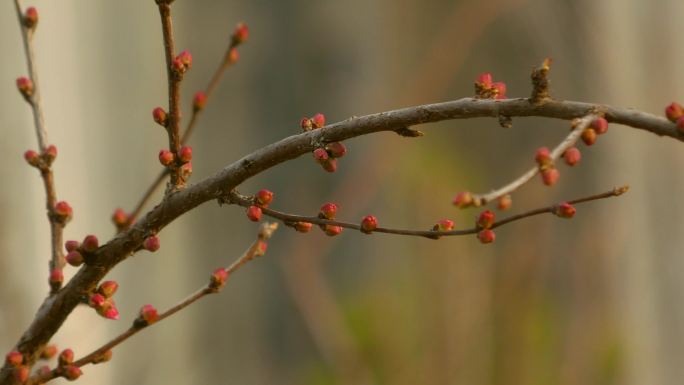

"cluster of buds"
[16,76,33,99]
[246,189,274,222]
[665,102,684,132]
[172,50,192,78]
[57,349,82,381]
[111,208,132,231]
[134,304,160,327]
[534,146,560,186]
[300,113,326,132]
[209,267,229,291]
[23,6,38,29]
[474,73,507,99]
[89,280,120,320]
[476,210,496,244]
[312,141,347,173]
[580,117,609,146]
[64,234,99,267]
[318,202,342,236]
[5,351,29,383]
[24,144,58,169]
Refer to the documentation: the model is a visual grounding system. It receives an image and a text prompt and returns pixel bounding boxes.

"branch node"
[530,57,552,104]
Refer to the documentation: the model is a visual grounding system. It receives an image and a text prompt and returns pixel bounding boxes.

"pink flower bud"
[6,351,23,367]
[590,117,608,135]
[64,240,80,253]
[476,210,495,229]
[452,191,473,208]
[325,142,347,158]
[232,22,249,45]
[477,229,496,244]
[152,107,167,126]
[43,145,58,164]
[300,117,313,131]
[360,215,378,234]
[179,146,192,163]
[321,158,338,173]
[554,202,576,218]
[54,201,73,220]
[49,268,63,286]
[82,235,99,253]
[210,268,229,289]
[65,251,84,267]
[311,113,326,128]
[63,365,82,381]
[13,366,29,383]
[193,91,207,112]
[492,82,507,98]
[111,208,128,227]
[323,225,343,236]
[434,219,454,232]
[24,150,40,167]
[246,205,262,222]
[535,147,552,166]
[23,6,39,29]
[319,203,337,220]
[16,77,33,98]
[255,189,274,208]
[158,149,175,166]
[172,57,185,74]
[665,102,684,123]
[89,293,106,308]
[139,304,159,325]
[98,280,119,298]
[563,147,581,166]
[180,161,193,177]
[581,128,597,146]
[40,345,58,360]
[476,72,493,88]
[293,222,313,233]
[59,349,74,367]
[312,148,329,164]
[497,195,512,211]
[226,47,239,64]
[102,304,120,320]
[177,50,193,69]
[541,167,560,186]
[143,235,160,252]
[255,240,268,256]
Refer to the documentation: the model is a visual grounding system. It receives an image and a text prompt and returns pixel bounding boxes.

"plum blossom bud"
[255,241,268,256]
[192,91,207,112]
[255,189,274,208]
[98,281,119,298]
[49,268,63,286]
[179,146,192,163]
[37,365,51,377]
[319,203,337,220]
[497,195,512,211]
[65,251,84,266]
[23,7,38,29]
[101,304,120,320]
[58,349,74,367]
[293,222,313,233]
[360,215,378,234]
[24,150,40,167]
[476,210,495,229]
[321,158,338,173]
[13,366,29,383]
[300,117,313,131]
[563,147,581,166]
[312,148,329,164]
[210,268,228,290]
[476,73,493,88]
[452,191,473,208]
[541,167,560,186]
[178,50,193,70]
[82,235,99,253]
[477,229,496,244]
[232,22,249,45]
[16,77,33,98]
[433,219,454,232]
[54,201,73,222]
[5,351,23,367]
[152,107,167,126]
[158,149,174,166]
[139,304,159,325]
[492,82,507,99]
[89,293,106,308]
[590,117,608,135]
[111,208,128,228]
[323,225,342,236]
[41,345,58,360]
[246,205,262,222]
[63,365,82,381]
[92,350,112,364]
[554,202,576,218]
[665,102,684,123]
[143,235,160,252]
[64,240,80,253]
[325,142,347,158]
[311,113,326,128]
[535,147,552,166]
[43,145,58,164]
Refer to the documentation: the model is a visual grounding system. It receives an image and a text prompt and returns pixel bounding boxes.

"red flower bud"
[54,201,73,221]
[665,102,684,123]
[311,113,326,128]
[255,189,274,207]
[300,117,313,131]
[492,82,507,99]
[64,240,80,253]
[43,145,57,161]
[677,116,684,133]
[82,235,99,253]
[152,107,168,126]
[5,351,23,367]
[477,229,496,244]
[180,161,193,177]
[541,167,560,186]
[497,195,512,211]
[23,6,39,29]
[563,147,581,166]
[246,205,262,222]
[312,148,329,164]
[193,91,207,112]
[158,149,174,166]
[65,251,84,267]
[323,225,343,236]
[89,293,106,308]
[59,349,74,367]
[476,210,495,229]
[41,345,58,360]
[24,150,40,167]
[102,304,120,320]
[321,158,338,173]
[581,128,597,146]
[535,147,552,166]
[325,142,347,158]
[232,22,249,45]
[452,191,473,208]
[434,219,454,232]
[360,215,378,234]
[98,280,119,298]
[319,203,337,220]
[139,304,159,325]
[255,240,268,256]
[590,117,608,135]
[172,57,185,74]
[226,47,239,64]
[13,366,29,383]
[111,208,128,227]
[63,365,82,381]
[293,222,313,233]
[210,268,228,289]
[16,77,33,98]
[476,72,493,88]
[179,145,192,163]
[49,268,63,286]
[177,50,193,69]
[554,202,576,218]
[143,235,160,252]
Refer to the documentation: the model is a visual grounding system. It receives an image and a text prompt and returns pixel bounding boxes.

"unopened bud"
[138,304,159,325]
[89,293,106,308]
[152,107,168,127]
[590,117,608,135]
[554,202,576,218]
[23,7,38,29]
[581,128,597,146]
[13,366,29,383]
[360,215,378,234]
[193,91,207,112]
[24,150,40,167]
[5,351,23,367]
[64,240,80,253]
[98,280,119,298]
[246,205,262,222]
[325,142,347,158]
[232,22,249,45]
[111,208,128,228]
[54,201,73,222]
[65,250,84,267]
[226,47,239,64]
[293,222,313,233]
[179,146,192,163]
[16,77,33,98]
[210,268,228,290]
[49,268,63,286]
[452,191,473,208]
[40,345,58,360]
[300,117,313,131]
[497,195,512,211]
[535,147,552,166]
[319,203,337,220]
[563,147,581,166]
[312,148,329,164]
[143,235,160,252]
[158,149,174,166]
[433,219,454,232]
[323,225,343,236]
[58,349,74,367]
[477,229,496,244]
[476,210,495,229]
[541,167,560,186]
[665,102,684,123]
[312,113,326,128]
[82,235,99,253]
[63,365,82,381]
[255,189,274,208]
[321,158,338,173]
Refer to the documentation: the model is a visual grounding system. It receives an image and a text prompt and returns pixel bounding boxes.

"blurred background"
[1,0,683,384]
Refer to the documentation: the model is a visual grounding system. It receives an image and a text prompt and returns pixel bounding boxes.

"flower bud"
[497,195,512,211]
[158,149,175,166]
[541,167,560,186]
[82,235,99,253]
[65,250,84,267]
[492,82,507,98]
[535,147,552,166]
[477,229,496,244]
[311,113,326,128]
[433,219,454,232]
[89,293,106,308]
[665,102,684,123]
[40,345,58,360]
[43,145,58,164]
[300,117,313,131]
[23,6,39,29]
[37,365,51,377]
[452,191,473,208]
[255,240,268,256]
[172,57,185,74]
[49,268,63,286]
[5,351,23,367]
[323,225,342,236]
[293,222,313,233]
[59,349,74,367]
[321,158,338,173]
[111,208,128,228]
[554,202,576,218]
[563,147,581,166]
[54,201,73,222]
[64,240,80,253]
[139,304,159,325]
[101,304,120,320]
[255,189,274,208]
[13,366,29,383]
[476,210,495,229]
[63,365,82,381]
[152,107,168,126]
[98,280,119,298]
[325,142,347,158]
[179,146,192,163]
[590,117,608,135]
[24,150,40,167]
[360,215,378,234]
[232,22,249,45]
[312,148,329,164]
[210,268,228,289]
[143,235,160,252]
[226,47,239,64]
[180,161,193,178]
[246,205,262,222]
[192,91,208,112]
[581,128,597,146]
[177,50,193,70]
[16,77,33,98]
[319,203,337,220]
[476,72,493,88]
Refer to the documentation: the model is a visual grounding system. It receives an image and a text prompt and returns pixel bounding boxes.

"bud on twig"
[246,205,262,222]
[210,268,228,290]
[5,351,23,367]
[179,146,192,163]
[143,235,160,252]
[497,195,512,211]
[476,210,495,229]
[158,149,174,166]
[98,281,119,298]
[433,219,454,232]
[153,107,168,127]
[477,229,496,244]
[360,215,378,234]
[63,365,82,381]
[563,147,581,166]
[554,202,576,218]
[255,189,274,208]
[293,222,313,233]
[58,349,74,367]
[138,304,160,326]
[82,235,99,253]
[193,91,207,112]
[23,7,38,29]
[452,191,473,208]
[231,22,248,46]
[16,77,33,99]
[54,201,73,222]
[319,203,337,220]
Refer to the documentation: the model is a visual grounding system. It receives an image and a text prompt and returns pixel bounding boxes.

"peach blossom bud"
[476,210,495,229]
[590,117,608,135]
[541,167,560,186]
[152,107,167,126]
[193,91,207,112]
[23,7,38,29]
[677,116,684,133]
[98,281,119,298]
[581,128,597,146]
[65,251,84,267]
[111,208,128,227]
[143,235,160,252]
[63,365,82,381]
[535,147,552,165]
[13,366,29,383]
[16,77,33,98]
[226,47,239,64]
[492,82,507,98]
[319,203,337,220]
[24,150,40,167]
[360,215,378,234]
[255,189,274,207]
[554,202,576,218]
[563,147,581,166]
[178,50,192,69]
[300,117,313,131]
[323,225,342,236]
[433,219,454,232]
[89,293,106,308]
[82,235,99,253]
[158,149,174,166]
[232,22,249,45]
[477,229,496,244]
[497,195,512,211]
[41,345,58,360]
[58,349,74,367]
[92,350,112,364]
[246,205,262,222]
[476,72,493,88]
[210,268,228,289]
[321,158,338,173]
[312,113,326,128]
[64,240,80,253]
[312,148,329,164]
[6,351,23,367]
[293,222,313,233]
[139,304,159,325]
[179,146,192,163]
[49,268,63,286]
[325,142,347,158]
[452,191,473,208]
[665,102,684,123]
